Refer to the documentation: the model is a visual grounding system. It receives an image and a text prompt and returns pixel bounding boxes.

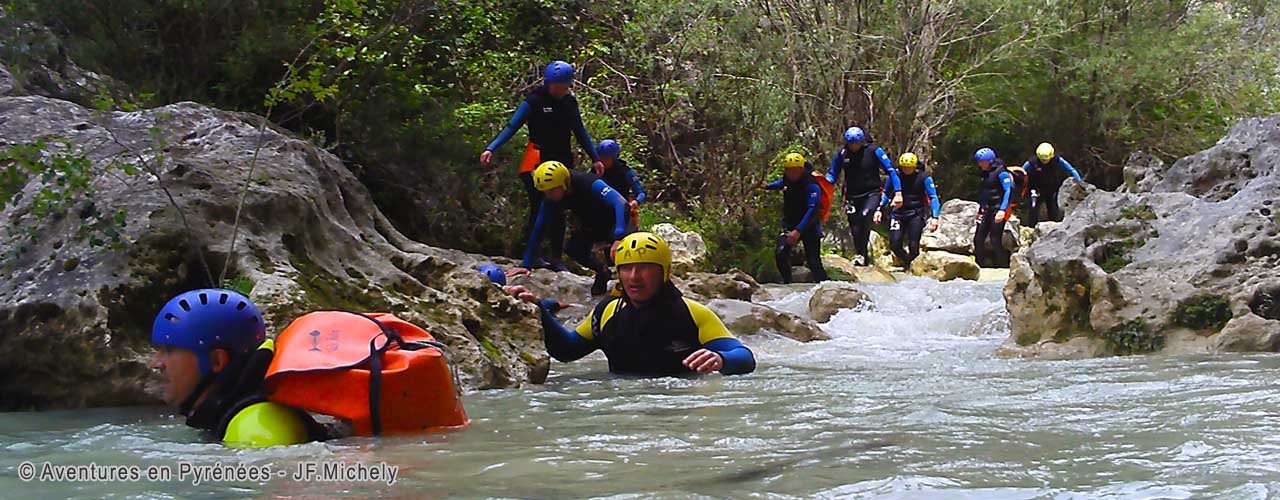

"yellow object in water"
[222,401,309,448]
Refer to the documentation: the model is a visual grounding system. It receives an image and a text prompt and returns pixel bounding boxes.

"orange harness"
[265,312,469,436]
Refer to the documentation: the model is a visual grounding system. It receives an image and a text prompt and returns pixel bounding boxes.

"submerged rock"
[1003,115,1280,358]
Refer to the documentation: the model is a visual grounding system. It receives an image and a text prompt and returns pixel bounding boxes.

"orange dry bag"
[519,142,542,174]
[264,311,469,436]
[812,171,836,222]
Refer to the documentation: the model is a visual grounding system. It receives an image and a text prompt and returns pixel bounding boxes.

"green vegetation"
[1171,294,1233,332]
[1095,238,1146,273]
[1120,205,1157,221]
[1098,319,1165,355]
[3,0,1278,276]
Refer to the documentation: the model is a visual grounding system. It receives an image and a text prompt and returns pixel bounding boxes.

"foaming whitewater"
[3,278,1279,499]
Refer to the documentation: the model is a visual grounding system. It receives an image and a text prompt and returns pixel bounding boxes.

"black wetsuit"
[975,161,1015,268]
[766,166,828,283]
[827,143,899,265]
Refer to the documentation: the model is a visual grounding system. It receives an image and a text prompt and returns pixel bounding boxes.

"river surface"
[3,278,1280,499]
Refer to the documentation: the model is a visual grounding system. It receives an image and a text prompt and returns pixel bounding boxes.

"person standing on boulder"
[764,152,829,284]
[509,161,630,296]
[873,153,940,268]
[480,61,604,267]
[595,139,645,232]
[1021,142,1082,227]
[825,127,902,266]
[973,147,1015,268]
[506,232,756,376]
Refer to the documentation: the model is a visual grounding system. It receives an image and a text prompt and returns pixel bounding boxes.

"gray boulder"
[706,299,831,342]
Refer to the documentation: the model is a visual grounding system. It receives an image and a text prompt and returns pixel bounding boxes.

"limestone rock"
[807,281,871,323]
[910,251,980,282]
[676,269,760,302]
[706,299,831,342]
[650,223,707,275]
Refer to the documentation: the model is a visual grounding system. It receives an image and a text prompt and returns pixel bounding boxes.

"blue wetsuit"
[975,160,1015,267]
[766,167,828,283]
[880,169,941,267]
[825,143,900,265]
[1021,155,1081,227]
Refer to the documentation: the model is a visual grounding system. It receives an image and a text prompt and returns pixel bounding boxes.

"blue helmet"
[479,264,506,286]
[597,140,621,159]
[151,289,266,376]
[974,148,997,162]
[844,127,865,144]
[544,61,575,85]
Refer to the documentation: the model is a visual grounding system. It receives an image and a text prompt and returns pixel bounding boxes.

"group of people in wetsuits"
[144,60,1082,449]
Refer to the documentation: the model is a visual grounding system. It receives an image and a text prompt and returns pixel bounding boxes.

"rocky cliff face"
[1002,116,1280,358]
[0,94,552,409]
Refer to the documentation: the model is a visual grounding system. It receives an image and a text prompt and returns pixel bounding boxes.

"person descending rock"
[1021,142,1082,227]
[480,61,604,268]
[825,127,902,266]
[764,152,829,283]
[507,232,756,376]
[873,153,940,268]
[595,139,645,231]
[149,289,327,447]
[973,147,1015,268]
[510,161,631,296]
[479,264,507,286]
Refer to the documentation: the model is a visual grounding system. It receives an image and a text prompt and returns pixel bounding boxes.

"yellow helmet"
[222,401,309,448]
[1036,143,1056,163]
[898,152,919,169]
[532,161,571,192]
[614,232,672,281]
[783,152,805,169]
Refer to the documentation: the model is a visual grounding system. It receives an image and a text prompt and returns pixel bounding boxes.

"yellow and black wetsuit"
[538,283,756,376]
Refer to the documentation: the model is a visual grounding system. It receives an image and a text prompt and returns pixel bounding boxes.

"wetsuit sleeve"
[537,300,598,362]
[998,172,1014,211]
[925,176,941,218]
[764,178,785,190]
[876,147,902,191]
[1059,157,1082,181]
[825,152,842,184]
[879,176,893,207]
[570,100,599,162]
[1022,160,1032,170]
[485,101,530,152]
[685,299,756,375]
[591,179,629,239]
[794,183,820,233]
[522,200,556,267]
[627,170,647,203]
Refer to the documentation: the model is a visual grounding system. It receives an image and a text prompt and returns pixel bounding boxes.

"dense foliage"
[3,0,1277,271]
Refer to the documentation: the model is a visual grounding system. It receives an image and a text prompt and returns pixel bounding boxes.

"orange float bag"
[264,311,469,436]
[519,142,542,174]
[812,171,836,222]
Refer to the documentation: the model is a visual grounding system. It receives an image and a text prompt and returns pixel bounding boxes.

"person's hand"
[892,192,904,208]
[756,182,766,190]
[682,349,724,373]
[628,199,639,210]
[996,210,1009,223]
[873,211,883,224]
[786,230,801,246]
[927,218,940,232]
[507,267,532,278]
[593,161,605,176]
[480,150,494,167]
[501,285,540,305]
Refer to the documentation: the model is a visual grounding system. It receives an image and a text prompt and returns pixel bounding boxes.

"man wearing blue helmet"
[973,148,1015,268]
[481,61,604,269]
[825,126,902,266]
[595,139,646,231]
[149,289,324,447]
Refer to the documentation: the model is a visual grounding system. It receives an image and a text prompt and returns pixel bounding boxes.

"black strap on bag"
[342,312,449,436]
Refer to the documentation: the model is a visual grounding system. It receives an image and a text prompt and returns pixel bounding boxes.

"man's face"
[619,263,664,302]
[601,157,616,169]
[978,160,992,171]
[149,345,202,406]
[900,165,917,175]
[547,83,571,99]
[846,142,863,152]
[784,167,804,182]
[545,186,567,202]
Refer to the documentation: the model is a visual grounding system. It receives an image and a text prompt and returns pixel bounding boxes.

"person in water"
[764,152,829,284]
[1021,142,1082,228]
[973,147,1015,268]
[507,232,755,376]
[480,60,604,267]
[595,139,646,231]
[149,289,326,447]
[510,161,631,295]
[873,153,940,268]
[825,126,902,266]
[479,264,507,286]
